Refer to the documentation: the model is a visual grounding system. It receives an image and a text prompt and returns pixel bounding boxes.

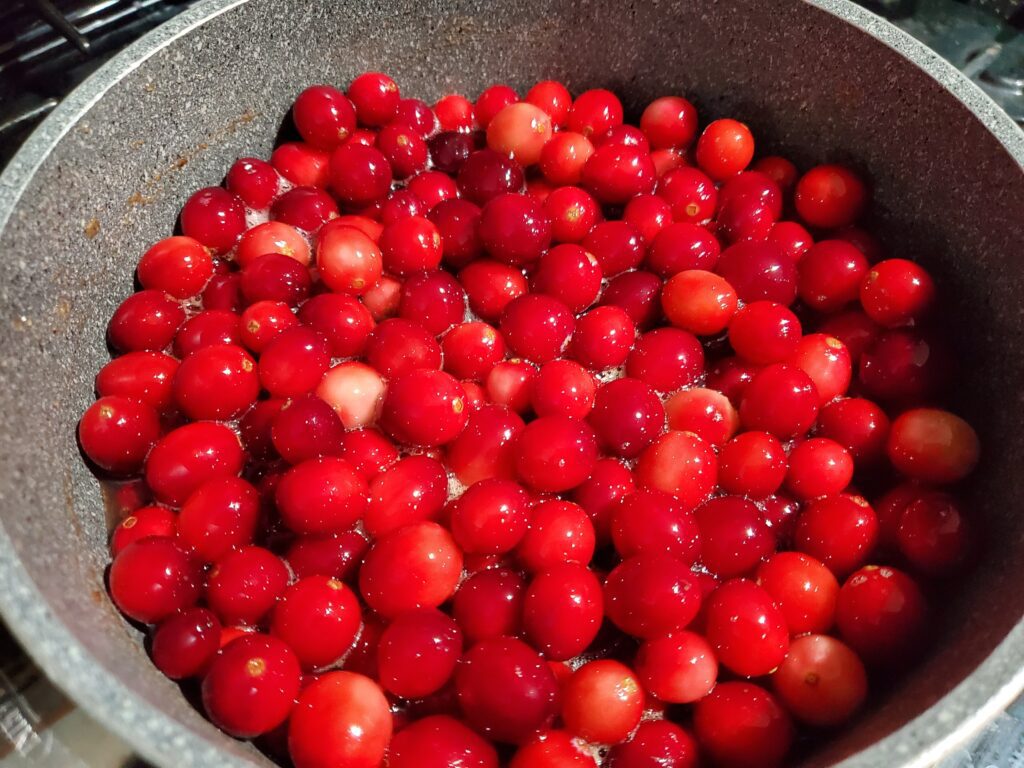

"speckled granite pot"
[0,0,1022,765]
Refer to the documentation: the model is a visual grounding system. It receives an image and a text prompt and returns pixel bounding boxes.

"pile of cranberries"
[79,71,981,768]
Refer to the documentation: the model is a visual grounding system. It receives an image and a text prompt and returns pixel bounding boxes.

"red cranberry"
[571,307,635,372]
[798,240,869,312]
[455,637,559,744]
[478,193,552,265]
[662,270,737,336]
[510,731,591,768]
[635,431,717,511]
[457,149,525,204]
[640,96,698,149]
[137,236,214,299]
[705,579,789,676]
[375,123,428,178]
[740,364,819,438]
[756,551,839,634]
[379,188,426,224]
[707,356,760,405]
[716,431,787,498]
[858,328,947,405]
[860,258,935,327]
[516,499,595,572]
[271,394,346,463]
[795,164,868,229]
[380,369,467,447]
[295,293,373,357]
[173,309,241,358]
[110,505,175,556]
[474,84,519,127]
[172,344,258,420]
[694,682,793,768]
[790,332,852,403]
[589,378,665,459]
[753,155,799,191]
[145,422,243,506]
[562,659,644,744]
[109,537,200,623]
[258,325,330,398]
[500,294,575,363]
[624,193,673,241]
[285,531,368,581]
[107,289,184,353]
[523,563,602,660]
[818,308,880,364]
[636,630,716,704]
[388,715,498,768]
[768,220,814,263]
[609,720,698,768]
[362,454,444,535]
[611,488,699,563]
[572,458,636,543]
[240,253,311,306]
[786,437,854,500]
[567,88,623,138]
[363,319,440,379]
[658,167,717,223]
[409,169,460,209]
[95,351,178,413]
[271,142,331,188]
[604,554,703,639]
[544,185,602,242]
[180,187,245,253]
[582,220,645,276]
[695,119,754,180]
[227,157,280,208]
[434,93,476,130]
[646,222,720,277]
[795,494,878,577]
[485,359,537,415]
[316,361,386,430]
[717,196,776,243]
[78,396,160,475]
[151,607,220,679]
[459,259,528,322]
[602,269,664,330]
[206,546,288,625]
[772,634,868,727]
[446,404,525,485]
[487,103,553,166]
[359,522,463,617]
[531,244,602,313]
[240,301,297,353]
[452,568,526,643]
[275,457,367,536]
[836,565,927,665]
[728,301,801,365]
[887,408,979,483]
[202,273,243,312]
[526,80,572,126]
[818,397,890,464]
[398,270,466,335]
[177,476,259,562]
[271,186,339,232]
[335,427,397,480]
[378,216,442,276]
[539,131,595,186]
[429,198,483,268]
[236,220,311,268]
[271,577,361,669]
[897,491,973,574]
[288,671,392,768]
[698,495,775,577]
[448,478,530,554]
[329,143,393,206]
[602,124,650,150]
[582,143,656,204]
[664,387,739,447]
[441,322,504,381]
[292,85,357,148]
[515,416,597,492]
[346,72,399,126]
[716,239,797,304]
[528,360,595,420]
[761,494,802,544]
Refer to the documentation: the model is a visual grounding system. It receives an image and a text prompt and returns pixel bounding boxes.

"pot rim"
[0,1,1021,767]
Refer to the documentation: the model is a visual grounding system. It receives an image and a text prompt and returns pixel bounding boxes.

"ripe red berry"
[694,682,793,768]
[388,715,498,768]
[705,579,789,677]
[772,634,868,727]
[635,630,717,704]
[604,553,703,639]
[109,537,201,624]
[887,408,979,484]
[523,563,603,660]
[271,577,362,669]
[795,164,868,229]
[515,415,598,492]
[79,395,161,475]
[836,565,927,665]
[563,660,645,745]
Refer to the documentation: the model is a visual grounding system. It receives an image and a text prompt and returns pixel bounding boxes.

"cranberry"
[485,359,537,414]
[329,143,393,206]
[272,142,331,188]
[526,80,572,126]
[478,193,552,265]
[455,637,559,742]
[818,308,880,364]
[717,196,776,243]
[694,119,754,179]
[523,563,602,660]
[429,199,483,268]
[699,496,775,577]
[240,301,297,353]
[292,85,357,148]
[239,252,310,307]
[635,430,717,511]
[589,378,665,458]
[177,476,259,562]
[227,157,280,208]
[374,123,427,178]
[365,317,442,377]
[109,537,200,623]
[359,522,463,617]
[108,289,185,352]
[271,577,361,669]
[646,222,720,278]
[377,217,440,276]
[609,720,698,768]
[258,325,330,398]
[408,169,460,209]
[272,394,345,463]
[636,630,716,704]
[716,239,797,304]
[172,310,241,358]
[705,578,789,676]
[795,163,868,229]
[110,505,176,556]
[562,659,644,743]
[798,240,869,312]
[786,437,854,500]
[768,220,814,263]
[288,671,392,768]
[604,554,703,638]
[487,103,553,166]
[531,244,602,313]
[389,715,498,768]
[790,333,852,403]
[624,193,673,242]
[274,457,367,536]
[145,422,243,506]
[707,356,760,405]
[662,269,737,336]
[396,271,465,336]
[887,407,979,483]
[729,301,802,365]
[459,259,528,322]
[664,387,740,447]
[202,273,243,312]
[581,143,656,204]
[694,682,793,768]
[236,220,311,268]
[756,551,839,634]
[180,187,246,253]
[335,427,397,478]
[379,188,426,224]
[346,73,400,128]
[446,404,525,485]
[602,124,651,150]
[151,606,220,679]
[773,634,867,728]
[858,328,947,405]
[544,185,602,242]
[601,269,664,330]
[510,731,592,768]
[572,458,636,543]
[78,396,160,475]
[457,149,525,204]
[837,565,927,665]
[860,258,935,327]
[474,84,518,126]
[137,236,214,299]
[206,546,289,625]
[611,488,700,563]
[717,431,787,498]
[452,568,526,643]
[515,499,595,572]
[317,362,386,429]
[640,96,698,149]
[295,293,373,357]
[818,396,890,464]
[271,186,339,232]
[285,531,369,581]
[381,369,467,446]
[539,131,595,186]
[95,351,179,413]
[795,494,878,577]
[582,220,645,276]
[434,93,476,130]
[515,415,597,492]
[567,88,624,138]
[753,155,799,191]
[173,344,258,420]
[897,490,973,574]
[657,167,717,223]
[739,364,819,438]
[500,294,575,363]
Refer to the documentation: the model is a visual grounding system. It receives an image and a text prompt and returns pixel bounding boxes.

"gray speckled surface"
[0,0,1022,766]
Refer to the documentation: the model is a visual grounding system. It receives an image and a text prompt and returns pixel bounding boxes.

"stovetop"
[0,0,1023,766]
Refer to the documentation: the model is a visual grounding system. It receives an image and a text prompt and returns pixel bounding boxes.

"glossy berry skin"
[206,546,289,626]
[446,404,525,486]
[662,270,737,336]
[458,149,525,204]
[510,731,592,768]
[293,85,357,148]
[452,568,526,643]
[544,185,602,242]
[180,187,246,253]
[109,537,201,624]
[636,630,717,704]
[329,143,393,206]
[787,436,855,501]
[137,236,214,299]
[226,157,279,208]
[568,88,624,138]
[790,333,852,404]
[515,416,598,492]
[285,532,369,582]
[728,301,801,366]
[795,494,879,577]
[794,164,868,229]
[860,258,935,327]
[95,351,179,413]
[539,131,595,186]
[359,522,463,618]
[380,216,443,276]
[756,552,839,635]
[531,244,602,313]
[836,566,927,666]
[297,293,374,358]
[387,715,499,768]
[516,500,596,572]
[604,554,703,639]
[705,579,789,677]
[818,397,890,464]
[258,326,331,398]
[485,360,537,415]
[173,310,242,358]
[365,318,442,378]
[177,476,260,562]
[364,454,447,535]
[570,306,636,371]
[144,422,243,506]
[716,240,797,305]
[399,270,466,335]
[772,634,868,727]
[531,360,596,419]
[695,119,754,180]
[478,193,552,265]
[450,478,532,555]
[739,364,820,439]
[858,328,947,405]
[582,143,657,204]
[658,167,718,222]
[271,393,346,463]
[798,240,869,312]
[897,491,972,574]
[151,607,220,679]
[562,659,644,744]
[107,290,185,353]
[611,488,700,563]
[487,102,553,165]
[202,634,301,739]
[523,563,603,660]
[647,222,720,278]
[695,496,774,578]
[583,220,645,276]
[500,294,575,363]
[625,328,704,393]
[887,408,979,484]
[271,186,339,232]
[693,682,793,768]
[455,637,559,744]
[641,96,698,149]
[110,506,176,557]
[608,720,698,768]
[589,378,665,459]
[316,221,383,295]
[377,608,463,698]
[602,269,663,330]
[271,577,361,669]
[172,344,258,420]
[664,387,739,447]
[288,671,392,768]
[717,431,787,499]
[79,396,160,475]
[240,300,298,353]
[240,252,312,306]
[459,259,529,322]
[635,431,718,511]
[380,369,468,447]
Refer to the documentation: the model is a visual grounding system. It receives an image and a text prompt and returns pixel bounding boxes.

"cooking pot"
[1,0,1023,765]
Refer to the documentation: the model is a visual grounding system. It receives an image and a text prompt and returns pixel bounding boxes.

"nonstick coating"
[0,0,1023,766]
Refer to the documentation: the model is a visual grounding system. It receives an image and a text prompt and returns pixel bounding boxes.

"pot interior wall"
[1,0,1023,765]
